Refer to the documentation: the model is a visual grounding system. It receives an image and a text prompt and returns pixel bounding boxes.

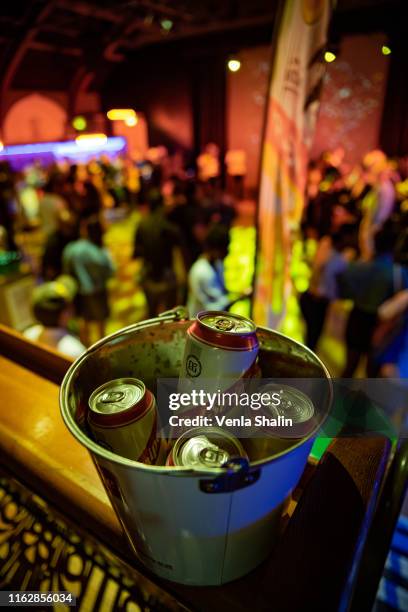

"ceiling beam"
[28,40,82,57]
[124,13,274,49]
[39,23,79,38]
[56,0,123,23]
[127,0,194,22]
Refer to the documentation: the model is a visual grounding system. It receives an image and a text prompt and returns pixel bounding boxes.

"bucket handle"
[158,305,190,322]
[199,458,261,493]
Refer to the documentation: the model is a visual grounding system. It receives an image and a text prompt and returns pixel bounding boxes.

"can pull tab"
[199,457,260,493]
[101,391,126,403]
[214,317,234,331]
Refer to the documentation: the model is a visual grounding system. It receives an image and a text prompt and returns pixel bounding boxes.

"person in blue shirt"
[63,215,114,345]
[300,226,355,351]
[338,222,408,377]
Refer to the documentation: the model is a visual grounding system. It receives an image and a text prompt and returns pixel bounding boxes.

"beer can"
[166,427,248,468]
[255,383,315,438]
[179,310,259,398]
[88,378,164,464]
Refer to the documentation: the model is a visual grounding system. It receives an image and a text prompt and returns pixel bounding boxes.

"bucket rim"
[59,316,333,474]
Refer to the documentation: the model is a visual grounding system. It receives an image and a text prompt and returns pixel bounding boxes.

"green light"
[294,277,309,293]
[324,51,336,63]
[72,115,87,131]
[161,19,173,31]
[382,45,391,56]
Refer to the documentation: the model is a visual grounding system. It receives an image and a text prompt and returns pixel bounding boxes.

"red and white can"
[179,311,259,396]
[88,378,165,464]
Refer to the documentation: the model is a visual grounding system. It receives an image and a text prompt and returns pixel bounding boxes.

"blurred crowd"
[1,143,407,377]
[301,147,408,377]
[0,144,247,354]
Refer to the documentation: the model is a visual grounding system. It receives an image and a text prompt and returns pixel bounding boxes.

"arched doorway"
[3,93,67,144]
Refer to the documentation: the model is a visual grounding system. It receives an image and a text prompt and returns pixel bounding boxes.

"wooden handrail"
[0,323,72,384]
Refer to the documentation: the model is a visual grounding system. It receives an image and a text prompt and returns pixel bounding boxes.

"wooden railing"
[0,323,72,384]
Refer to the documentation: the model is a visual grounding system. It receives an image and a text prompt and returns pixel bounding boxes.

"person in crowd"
[225,149,247,199]
[38,173,67,237]
[338,223,408,377]
[205,192,237,229]
[16,167,41,227]
[63,215,114,345]
[123,157,141,208]
[41,208,79,280]
[80,178,103,217]
[304,167,344,238]
[188,224,230,316]
[300,227,356,350]
[187,224,251,317]
[197,143,220,192]
[370,289,408,377]
[359,150,396,260]
[64,164,102,218]
[24,275,86,359]
[0,161,20,251]
[320,147,347,182]
[167,179,203,266]
[133,189,186,317]
[168,149,186,180]
[146,147,167,187]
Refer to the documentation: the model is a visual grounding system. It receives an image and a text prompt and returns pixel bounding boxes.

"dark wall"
[102,52,194,154]
[380,36,408,157]
[101,25,273,158]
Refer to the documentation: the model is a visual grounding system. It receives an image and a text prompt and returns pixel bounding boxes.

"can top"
[197,311,256,335]
[89,378,145,415]
[172,427,247,468]
[181,436,230,468]
[261,383,315,423]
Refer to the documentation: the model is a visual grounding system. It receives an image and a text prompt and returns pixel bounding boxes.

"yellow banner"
[253,0,332,328]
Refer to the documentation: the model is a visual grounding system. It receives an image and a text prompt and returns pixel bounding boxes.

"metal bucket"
[60,309,332,586]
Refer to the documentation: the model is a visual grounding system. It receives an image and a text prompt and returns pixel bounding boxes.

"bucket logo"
[186,354,202,378]
[302,0,325,24]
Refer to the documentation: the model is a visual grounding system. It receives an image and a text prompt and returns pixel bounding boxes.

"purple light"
[0,137,127,170]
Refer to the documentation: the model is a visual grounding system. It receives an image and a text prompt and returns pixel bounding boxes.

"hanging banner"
[252,0,332,327]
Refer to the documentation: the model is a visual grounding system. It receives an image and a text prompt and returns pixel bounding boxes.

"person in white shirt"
[188,224,251,316]
[24,275,86,359]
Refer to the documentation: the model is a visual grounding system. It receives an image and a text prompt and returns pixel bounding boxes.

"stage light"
[107,108,136,121]
[382,45,391,55]
[228,58,241,72]
[75,133,108,146]
[125,115,138,127]
[72,115,87,131]
[0,141,3,152]
[160,19,173,31]
[0,138,126,167]
[324,51,336,63]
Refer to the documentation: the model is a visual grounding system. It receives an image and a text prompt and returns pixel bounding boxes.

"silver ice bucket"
[60,309,332,585]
